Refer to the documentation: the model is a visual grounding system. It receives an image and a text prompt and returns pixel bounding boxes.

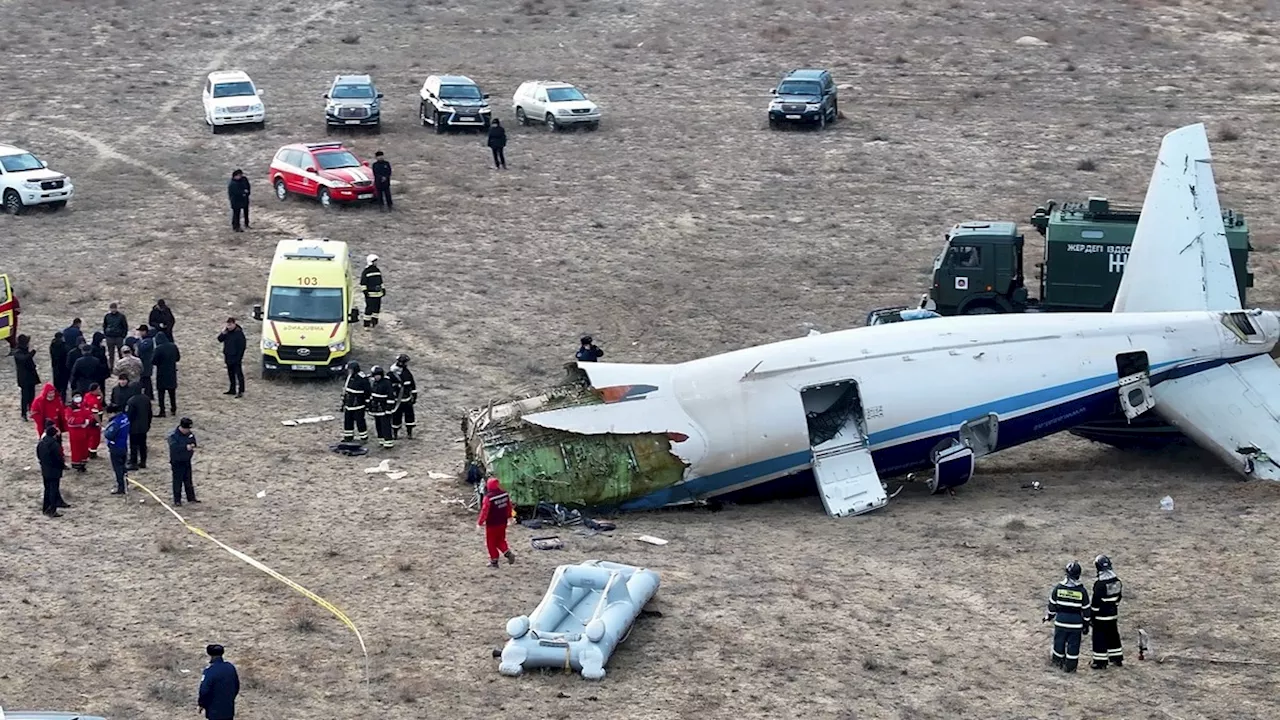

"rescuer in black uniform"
[389,353,417,439]
[360,254,384,328]
[368,365,398,449]
[340,361,370,443]
[1090,554,1124,669]
[1044,560,1091,672]
[372,151,392,210]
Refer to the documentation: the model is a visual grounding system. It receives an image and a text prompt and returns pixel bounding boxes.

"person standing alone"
[228,169,251,232]
[37,420,68,517]
[372,151,393,210]
[167,416,199,506]
[217,317,246,398]
[476,476,516,568]
[487,118,507,169]
[198,643,240,720]
[13,334,39,420]
[359,255,384,328]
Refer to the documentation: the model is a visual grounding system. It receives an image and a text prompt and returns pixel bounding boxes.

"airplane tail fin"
[1112,123,1241,314]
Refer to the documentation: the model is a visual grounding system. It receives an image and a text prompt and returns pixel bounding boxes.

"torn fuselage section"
[463,366,692,511]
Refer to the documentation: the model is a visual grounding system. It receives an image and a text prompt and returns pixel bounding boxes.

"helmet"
[1094,554,1112,572]
[366,254,378,265]
[1065,561,1082,581]
[346,361,361,373]
[371,365,384,376]
[396,353,410,365]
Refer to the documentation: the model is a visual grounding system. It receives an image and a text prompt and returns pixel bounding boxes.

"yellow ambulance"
[252,239,360,378]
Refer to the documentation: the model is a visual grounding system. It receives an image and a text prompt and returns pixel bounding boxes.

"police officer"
[1090,554,1124,668]
[372,151,392,210]
[1044,560,1091,672]
[198,643,240,720]
[389,353,417,439]
[360,254,384,328]
[575,335,604,362]
[368,365,398,449]
[341,361,370,444]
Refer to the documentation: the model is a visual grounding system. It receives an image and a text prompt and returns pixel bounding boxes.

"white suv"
[0,144,74,215]
[203,70,266,133]
[512,81,601,131]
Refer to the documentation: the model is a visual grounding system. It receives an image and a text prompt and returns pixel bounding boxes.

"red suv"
[269,142,379,208]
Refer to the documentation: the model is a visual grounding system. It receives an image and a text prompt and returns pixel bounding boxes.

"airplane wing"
[1112,122,1241,313]
[1153,355,1280,480]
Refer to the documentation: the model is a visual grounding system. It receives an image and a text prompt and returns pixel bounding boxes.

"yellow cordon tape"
[127,477,370,689]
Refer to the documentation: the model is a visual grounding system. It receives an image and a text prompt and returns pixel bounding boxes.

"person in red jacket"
[83,383,105,456]
[63,394,95,472]
[476,477,516,568]
[29,382,66,439]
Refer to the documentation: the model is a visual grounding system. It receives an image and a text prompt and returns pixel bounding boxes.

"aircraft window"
[946,245,981,268]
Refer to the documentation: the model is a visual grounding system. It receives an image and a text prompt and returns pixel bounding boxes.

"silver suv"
[323,74,382,132]
[419,74,491,133]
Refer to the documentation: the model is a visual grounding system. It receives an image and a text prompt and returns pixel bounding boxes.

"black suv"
[767,69,838,129]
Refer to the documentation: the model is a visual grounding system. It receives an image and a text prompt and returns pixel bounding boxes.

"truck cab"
[927,221,1027,315]
[251,239,361,378]
[926,197,1252,316]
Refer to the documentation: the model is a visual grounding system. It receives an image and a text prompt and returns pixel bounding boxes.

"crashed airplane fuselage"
[465,123,1280,517]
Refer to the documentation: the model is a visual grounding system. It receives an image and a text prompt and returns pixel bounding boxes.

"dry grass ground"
[3,0,1280,717]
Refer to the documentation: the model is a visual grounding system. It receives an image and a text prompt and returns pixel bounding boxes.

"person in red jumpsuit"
[476,477,517,568]
[83,383,104,457]
[29,382,66,439]
[63,394,95,472]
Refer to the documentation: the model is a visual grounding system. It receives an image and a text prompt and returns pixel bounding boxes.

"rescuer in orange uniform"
[476,477,517,568]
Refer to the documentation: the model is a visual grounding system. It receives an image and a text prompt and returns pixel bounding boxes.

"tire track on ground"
[50,126,311,238]
[116,1,349,147]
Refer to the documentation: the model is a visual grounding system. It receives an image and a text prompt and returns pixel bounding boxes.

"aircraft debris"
[1160,495,1174,512]
[386,471,408,481]
[427,471,452,480]
[255,490,267,498]
[636,535,668,546]
[282,414,335,426]
[364,459,392,474]
[531,535,564,550]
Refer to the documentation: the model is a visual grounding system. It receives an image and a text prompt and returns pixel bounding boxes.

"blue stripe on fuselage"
[617,355,1257,512]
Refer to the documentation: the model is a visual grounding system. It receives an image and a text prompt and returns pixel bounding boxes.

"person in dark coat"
[49,331,70,401]
[152,331,180,417]
[70,341,102,396]
[575,335,604,362]
[102,303,129,370]
[89,331,111,389]
[149,301,176,340]
[37,420,68,517]
[125,389,153,470]
[132,324,156,398]
[108,373,140,412]
[167,416,199,505]
[65,339,86,390]
[228,169,251,232]
[13,334,39,420]
[198,643,240,720]
[359,255,384,328]
[486,118,507,169]
[62,318,84,350]
[216,317,246,397]
[371,151,393,210]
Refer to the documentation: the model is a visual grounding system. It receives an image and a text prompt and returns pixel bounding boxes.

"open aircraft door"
[802,380,887,518]
[0,274,14,348]
[1117,351,1155,420]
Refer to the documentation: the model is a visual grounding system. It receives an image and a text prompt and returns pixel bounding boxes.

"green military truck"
[925,197,1252,315]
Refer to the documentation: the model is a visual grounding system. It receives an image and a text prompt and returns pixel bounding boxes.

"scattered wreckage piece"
[498,560,660,680]
[282,414,336,426]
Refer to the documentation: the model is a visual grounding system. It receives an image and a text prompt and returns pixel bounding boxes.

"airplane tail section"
[1112,123,1241,313]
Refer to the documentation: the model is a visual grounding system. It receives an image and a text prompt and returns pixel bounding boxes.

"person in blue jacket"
[198,643,240,720]
[104,410,130,495]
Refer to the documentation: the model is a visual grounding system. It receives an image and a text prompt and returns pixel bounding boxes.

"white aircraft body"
[514,123,1280,517]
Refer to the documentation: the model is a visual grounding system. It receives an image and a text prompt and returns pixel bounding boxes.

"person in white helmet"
[359,254,384,328]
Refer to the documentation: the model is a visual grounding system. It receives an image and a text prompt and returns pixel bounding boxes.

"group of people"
[1044,555,1125,672]
[339,354,417,449]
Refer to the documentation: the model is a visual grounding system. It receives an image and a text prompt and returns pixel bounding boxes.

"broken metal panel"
[479,427,687,508]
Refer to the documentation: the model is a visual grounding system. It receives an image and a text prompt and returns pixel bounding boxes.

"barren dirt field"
[5,0,1280,717]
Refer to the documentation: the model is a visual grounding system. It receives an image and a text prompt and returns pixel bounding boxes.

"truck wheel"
[963,304,999,315]
[3,189,24,215]
[516,107,528,126]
